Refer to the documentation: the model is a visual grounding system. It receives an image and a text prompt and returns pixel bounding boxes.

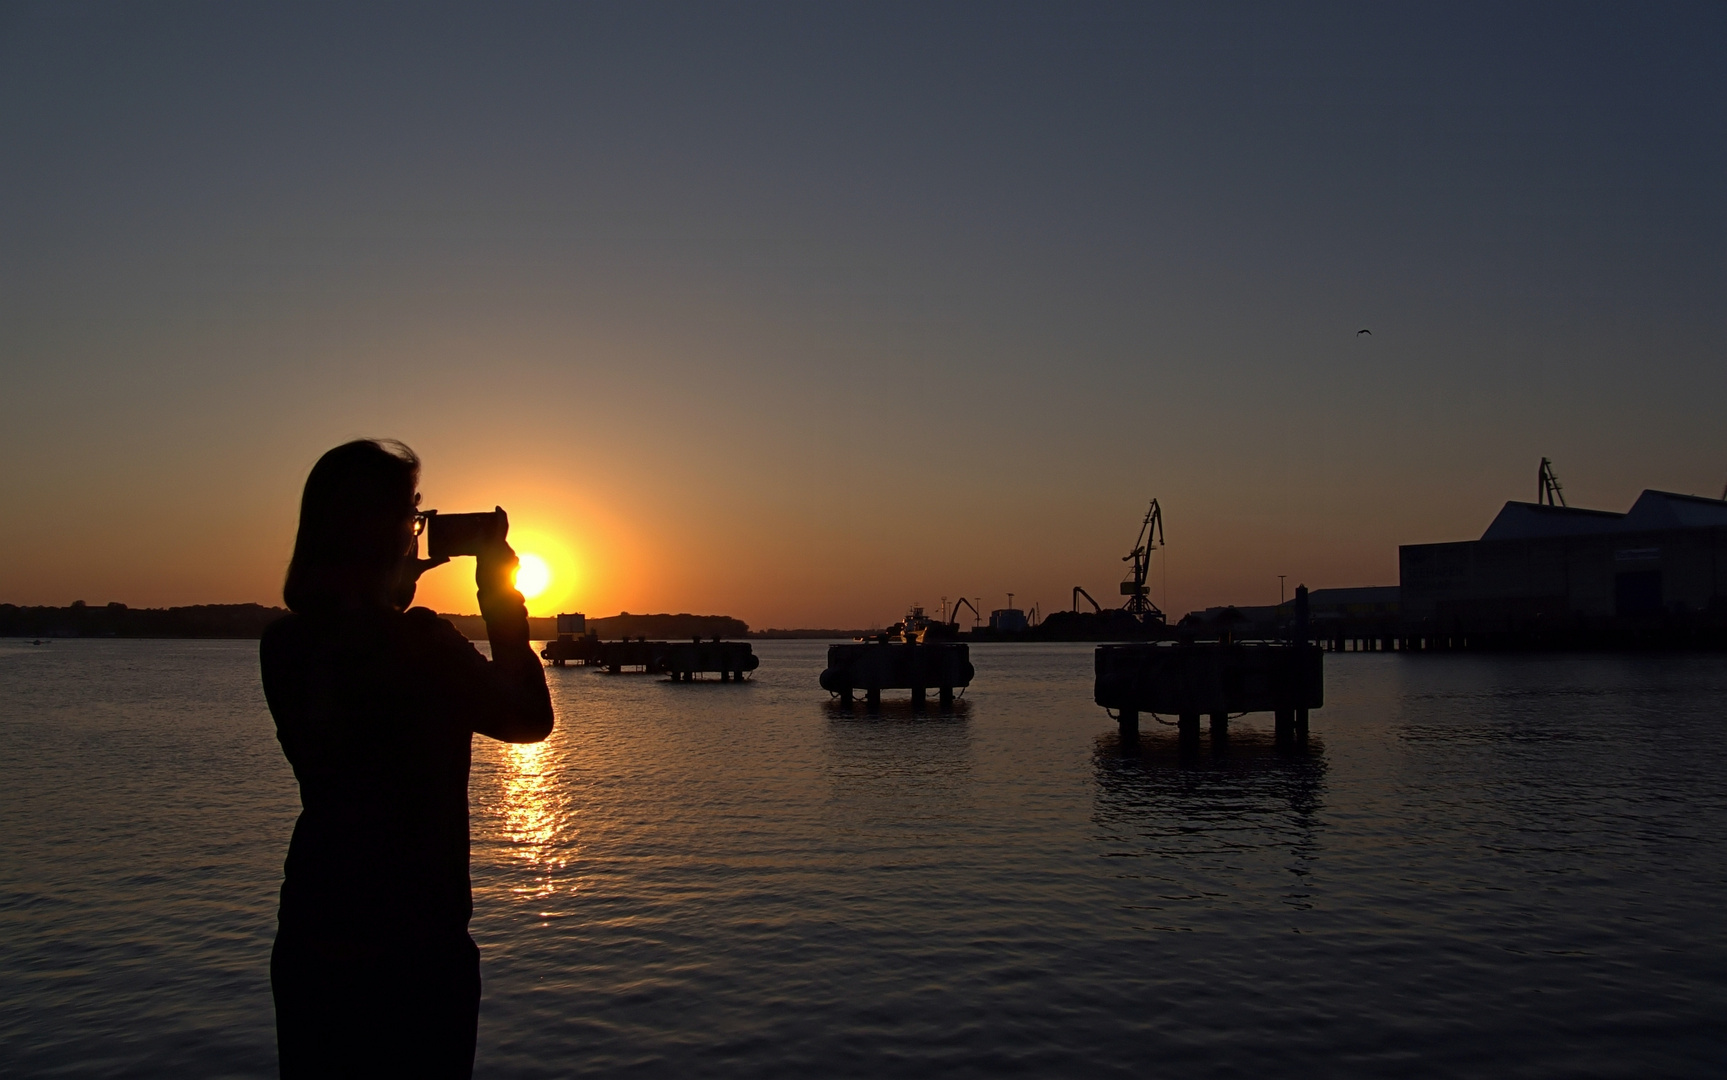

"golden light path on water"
[493,738,569,906]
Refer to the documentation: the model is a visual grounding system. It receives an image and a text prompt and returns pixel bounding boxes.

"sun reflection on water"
[499,739,568,901]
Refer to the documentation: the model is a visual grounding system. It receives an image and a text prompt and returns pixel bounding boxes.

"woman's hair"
[283,440,421,614]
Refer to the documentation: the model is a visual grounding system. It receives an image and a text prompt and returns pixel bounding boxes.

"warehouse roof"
[1479,502,1625,541]
[1622,490,1727,531]
[1478,490,1727,542]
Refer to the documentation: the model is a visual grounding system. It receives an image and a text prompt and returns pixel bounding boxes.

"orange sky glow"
[3,8,1721,629]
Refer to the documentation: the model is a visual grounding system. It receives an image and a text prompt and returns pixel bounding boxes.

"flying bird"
[1357,329,1372,335]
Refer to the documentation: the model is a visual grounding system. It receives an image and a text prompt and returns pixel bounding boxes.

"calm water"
[1,639,1724,1078]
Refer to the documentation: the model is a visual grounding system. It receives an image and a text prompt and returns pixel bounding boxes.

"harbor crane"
[1072,586,1102,613]
[1121,499,1167,625]
[1538,458,1566,507]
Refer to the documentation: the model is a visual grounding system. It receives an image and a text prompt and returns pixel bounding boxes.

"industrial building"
[1190,586,1399,627]
[1400,489,1727,630]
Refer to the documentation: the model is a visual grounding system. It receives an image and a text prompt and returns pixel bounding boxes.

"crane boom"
[1538,458,1566,507]
[1119,499,1166,624]
[948,596,982,628]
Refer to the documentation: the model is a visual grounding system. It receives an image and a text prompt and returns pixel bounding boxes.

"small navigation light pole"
[1278,575,1287,606]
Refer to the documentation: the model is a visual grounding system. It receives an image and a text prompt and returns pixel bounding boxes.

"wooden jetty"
[819,640,974,706]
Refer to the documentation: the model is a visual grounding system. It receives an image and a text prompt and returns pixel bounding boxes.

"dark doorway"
[1615,571,1663,617]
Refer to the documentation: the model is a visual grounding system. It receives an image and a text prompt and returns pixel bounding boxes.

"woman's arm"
[466,537,554,743]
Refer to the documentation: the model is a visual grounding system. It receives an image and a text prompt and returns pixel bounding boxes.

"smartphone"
[425,509,505,559]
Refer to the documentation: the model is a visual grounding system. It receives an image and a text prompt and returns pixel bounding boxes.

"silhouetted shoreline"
[441,612,750,642]
[1,602,286,639]
[1,604,756,642]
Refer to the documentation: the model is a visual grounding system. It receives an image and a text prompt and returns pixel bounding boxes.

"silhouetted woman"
[261,440,553,1078]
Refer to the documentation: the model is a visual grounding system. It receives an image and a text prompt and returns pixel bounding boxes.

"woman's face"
[400,495,422,558]
[386,492,424,610]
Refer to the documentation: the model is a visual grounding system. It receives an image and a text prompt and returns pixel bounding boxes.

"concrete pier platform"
[819,641,974,706]
[541,634,602,666]
[1095,640,1322,739]
[659,640,760,682]
[580,638,759,681]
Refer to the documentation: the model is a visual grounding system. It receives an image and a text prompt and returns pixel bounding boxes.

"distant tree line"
[3,603,754,641]
[591,612,749,639]
[0,601,287,638]
[440,612,749,642]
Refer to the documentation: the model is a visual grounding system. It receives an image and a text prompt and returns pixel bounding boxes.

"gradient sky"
[3,2,1722,627]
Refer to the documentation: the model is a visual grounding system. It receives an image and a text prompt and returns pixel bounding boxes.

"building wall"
[1398,541,1473,619]
[1400,527,1727,625]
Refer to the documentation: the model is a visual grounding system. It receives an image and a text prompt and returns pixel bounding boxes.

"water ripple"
[1,642,1724,1077]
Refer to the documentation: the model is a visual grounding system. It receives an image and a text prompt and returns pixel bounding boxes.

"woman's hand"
[390,554,450,611]
[407,555,451,580]
[474,506,522,609]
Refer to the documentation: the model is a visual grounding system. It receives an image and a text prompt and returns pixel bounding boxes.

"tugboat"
[871,605,961,644]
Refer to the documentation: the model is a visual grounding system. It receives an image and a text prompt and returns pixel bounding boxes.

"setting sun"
[514,553,551,600]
